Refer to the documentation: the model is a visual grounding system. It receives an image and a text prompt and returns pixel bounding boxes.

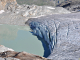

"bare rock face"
[0,51,51,60]
[0,0,17,10]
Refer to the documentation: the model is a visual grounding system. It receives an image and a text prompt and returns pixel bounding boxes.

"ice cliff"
[26,16,58,52]
[26,12,80,60]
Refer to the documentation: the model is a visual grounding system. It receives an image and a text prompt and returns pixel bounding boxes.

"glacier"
[26,16,58,53]
[26,12,80,59]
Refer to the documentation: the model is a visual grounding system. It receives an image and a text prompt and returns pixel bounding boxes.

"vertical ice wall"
[26,17,59,52]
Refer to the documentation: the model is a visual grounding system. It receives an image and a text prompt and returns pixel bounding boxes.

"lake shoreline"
[0,0,80,60]
[0,45,50,60]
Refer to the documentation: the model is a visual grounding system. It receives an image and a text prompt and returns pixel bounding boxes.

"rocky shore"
[0,45,50,60]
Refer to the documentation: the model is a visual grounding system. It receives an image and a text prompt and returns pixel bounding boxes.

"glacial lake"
[0,24,44,57]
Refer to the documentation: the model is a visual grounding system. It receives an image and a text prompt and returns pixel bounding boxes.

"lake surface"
[0,24,44,57]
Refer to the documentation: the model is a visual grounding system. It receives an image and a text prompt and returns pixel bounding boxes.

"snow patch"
[47,7,55,9]
[0,10,5,14]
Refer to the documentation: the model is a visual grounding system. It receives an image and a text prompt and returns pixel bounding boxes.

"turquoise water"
[0,24,44,57]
